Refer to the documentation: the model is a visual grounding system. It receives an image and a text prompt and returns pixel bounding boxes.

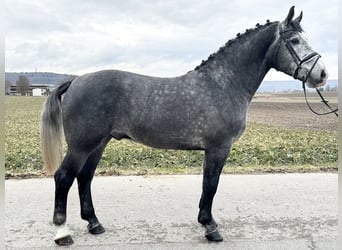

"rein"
[279,27,338,117]
[302,82,338,117]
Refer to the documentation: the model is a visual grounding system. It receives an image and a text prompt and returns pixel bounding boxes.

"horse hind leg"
[77,140,109,235]
[198,145,231,242]
[53,149,89,246]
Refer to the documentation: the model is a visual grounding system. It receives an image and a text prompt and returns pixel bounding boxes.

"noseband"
[276,26,338,117]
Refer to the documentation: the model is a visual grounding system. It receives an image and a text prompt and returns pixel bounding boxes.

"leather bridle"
[277,25,338,117]
[278,26,321,83]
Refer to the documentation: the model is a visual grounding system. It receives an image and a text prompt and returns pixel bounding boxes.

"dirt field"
[248,93,338,131]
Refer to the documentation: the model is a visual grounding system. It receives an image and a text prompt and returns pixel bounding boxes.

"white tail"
[40,80,73,174]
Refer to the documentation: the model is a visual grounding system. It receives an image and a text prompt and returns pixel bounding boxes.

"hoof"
[204,222,223,242]
[54,223,73,246]
[205,228,223,242]
[88,223,105,235]
[54,235,74,246]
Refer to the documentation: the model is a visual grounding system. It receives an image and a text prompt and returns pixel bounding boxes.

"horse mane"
[194,20,278,71]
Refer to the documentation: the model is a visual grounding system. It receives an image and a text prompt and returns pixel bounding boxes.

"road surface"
[5,174,337,249]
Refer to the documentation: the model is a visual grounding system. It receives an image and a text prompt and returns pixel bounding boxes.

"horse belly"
[124,123,206,150]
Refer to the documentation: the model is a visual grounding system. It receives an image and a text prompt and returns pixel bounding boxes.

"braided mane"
[194,20,276,71]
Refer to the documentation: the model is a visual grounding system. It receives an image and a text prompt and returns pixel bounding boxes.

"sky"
[5,0,338,80]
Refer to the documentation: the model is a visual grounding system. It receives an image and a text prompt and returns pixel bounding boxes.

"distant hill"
[258,79,338,93]
[5,72,338,93]
[5,72,76,86]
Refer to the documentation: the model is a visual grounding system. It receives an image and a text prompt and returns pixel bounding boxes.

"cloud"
[5,0,338,79]
[5,1,71,35]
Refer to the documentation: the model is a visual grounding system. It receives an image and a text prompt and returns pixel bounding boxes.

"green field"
[5,96,337,178]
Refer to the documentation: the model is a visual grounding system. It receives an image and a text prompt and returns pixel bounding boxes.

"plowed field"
[248,93,338,131]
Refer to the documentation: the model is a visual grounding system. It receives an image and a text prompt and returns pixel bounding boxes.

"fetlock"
[198,209,212,225]
[53,212,66,225]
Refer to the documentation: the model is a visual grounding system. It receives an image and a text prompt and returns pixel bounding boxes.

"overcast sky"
[5,0,338,80]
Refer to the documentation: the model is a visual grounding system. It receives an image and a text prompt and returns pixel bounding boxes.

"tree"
[16,75,30,96]
[5,80,12,95]
[330,86,338,92]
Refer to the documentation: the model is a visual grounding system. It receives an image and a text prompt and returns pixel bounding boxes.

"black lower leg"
[53,167,76,225]
[77,175,105,234]
[198,146,231,242]
[77,143,107,235]
[52,150,89,246]
[53,175,74,246]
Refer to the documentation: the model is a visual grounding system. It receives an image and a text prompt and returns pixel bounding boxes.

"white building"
[32,88,43,96]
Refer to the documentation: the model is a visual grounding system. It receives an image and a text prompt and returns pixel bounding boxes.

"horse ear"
[294,11,303,23]
[285,6,295,25]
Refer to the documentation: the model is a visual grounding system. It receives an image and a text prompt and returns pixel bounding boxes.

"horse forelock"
[291,21,303,32]
[280,19,304,35]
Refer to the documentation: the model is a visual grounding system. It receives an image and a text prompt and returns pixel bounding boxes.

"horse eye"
[290,38,300,44]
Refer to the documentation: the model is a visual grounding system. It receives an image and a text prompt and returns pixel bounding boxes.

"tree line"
[6,75,31,96]
[5,75,338,95]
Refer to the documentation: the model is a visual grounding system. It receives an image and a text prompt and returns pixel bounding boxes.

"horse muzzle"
[296,56,328,88]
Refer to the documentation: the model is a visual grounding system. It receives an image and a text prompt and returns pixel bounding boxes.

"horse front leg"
[198,145,231,242]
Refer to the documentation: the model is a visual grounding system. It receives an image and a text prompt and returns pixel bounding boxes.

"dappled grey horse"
[41,6,327,245]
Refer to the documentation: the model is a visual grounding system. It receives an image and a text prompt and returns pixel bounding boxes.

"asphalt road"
[5,174,337,249]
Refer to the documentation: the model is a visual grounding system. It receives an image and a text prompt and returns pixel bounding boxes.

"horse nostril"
[320,70,326,80]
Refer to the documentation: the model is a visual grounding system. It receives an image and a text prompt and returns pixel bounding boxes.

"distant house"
[32,88,43,96]
[8,84,54,96]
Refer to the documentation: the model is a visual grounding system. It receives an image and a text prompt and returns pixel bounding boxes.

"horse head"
[270,6,328,88]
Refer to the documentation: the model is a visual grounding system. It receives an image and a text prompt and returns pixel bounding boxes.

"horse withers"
[40,6,327,245]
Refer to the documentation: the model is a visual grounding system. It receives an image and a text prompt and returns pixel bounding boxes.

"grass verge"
[5,96,337,179]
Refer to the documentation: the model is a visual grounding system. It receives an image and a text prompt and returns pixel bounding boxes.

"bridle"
[279,27,321,83]
[277,25,338,117]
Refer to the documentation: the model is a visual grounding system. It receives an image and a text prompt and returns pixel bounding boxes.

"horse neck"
[196,22,279,101]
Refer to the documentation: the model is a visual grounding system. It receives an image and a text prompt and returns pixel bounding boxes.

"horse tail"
[40,79,73,174]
